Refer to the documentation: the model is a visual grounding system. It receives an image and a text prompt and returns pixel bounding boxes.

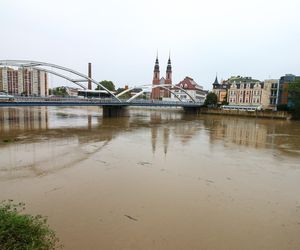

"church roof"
[160,77,166,84]
[213,76,219,85]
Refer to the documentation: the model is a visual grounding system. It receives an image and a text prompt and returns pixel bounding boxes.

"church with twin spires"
[151,54,172,99]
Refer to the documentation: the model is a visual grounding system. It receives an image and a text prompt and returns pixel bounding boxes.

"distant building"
[264,79,279,109]
[172,76,206,103]
[130,88,143,98]
[226,76,280,110]
[64,86,79,97]
[228,81,262,106]
[212,76,229,104]
[278,74,300,107]
[0,67,48,96]
[151,55,172,99]
[77,89,112,98]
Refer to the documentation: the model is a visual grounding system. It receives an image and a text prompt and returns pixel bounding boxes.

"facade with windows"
[228,82,263,105]
[0,67,48,96]
[266,79,279,109]
[227,79,278,110]
[171,76,206,103]
[278,74,300,107]
[212,76,229,104]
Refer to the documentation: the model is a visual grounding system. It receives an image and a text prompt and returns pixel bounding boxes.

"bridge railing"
[11,96,203,106]
[14,96,121,103]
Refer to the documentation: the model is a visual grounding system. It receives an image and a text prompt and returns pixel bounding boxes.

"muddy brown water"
[0,106,300,250]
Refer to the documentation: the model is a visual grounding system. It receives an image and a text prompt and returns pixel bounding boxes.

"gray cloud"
[1,0,299,90]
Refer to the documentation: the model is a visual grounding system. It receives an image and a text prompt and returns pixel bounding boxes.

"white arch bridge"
[0,60,204,115]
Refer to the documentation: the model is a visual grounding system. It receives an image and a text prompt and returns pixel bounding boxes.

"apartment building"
[227,77,278,110]
[0,67,48,96]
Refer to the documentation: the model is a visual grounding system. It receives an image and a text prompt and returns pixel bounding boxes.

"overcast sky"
[1,0,300,90]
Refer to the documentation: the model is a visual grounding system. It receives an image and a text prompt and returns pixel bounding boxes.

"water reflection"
[203,115,300,155]
[0,107,300,181]
[0,107,48,132]
[204,116,270,148]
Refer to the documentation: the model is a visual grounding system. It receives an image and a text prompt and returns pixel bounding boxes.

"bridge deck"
[0,97,203,108]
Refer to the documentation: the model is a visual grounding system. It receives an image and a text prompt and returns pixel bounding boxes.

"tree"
[95,80,115,91]
[204,92,218,107]
[288,79,300,119]
[51,87,68,97]
[0,200,60,249]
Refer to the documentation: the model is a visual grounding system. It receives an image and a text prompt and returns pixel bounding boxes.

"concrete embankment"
[199,108,291,120]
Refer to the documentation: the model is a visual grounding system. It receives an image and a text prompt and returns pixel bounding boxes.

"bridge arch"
[126,85,182,102]
[121,84,197,103]
[0,60,121,102]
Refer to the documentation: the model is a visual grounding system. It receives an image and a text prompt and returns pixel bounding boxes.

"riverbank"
[198,108,291,120]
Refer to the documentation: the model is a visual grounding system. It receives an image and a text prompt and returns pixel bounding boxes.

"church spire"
[154,52,159,72]
[213,74,219,85]
[166,52,172,73]
[153,53,160,82]
[165,52,172,97]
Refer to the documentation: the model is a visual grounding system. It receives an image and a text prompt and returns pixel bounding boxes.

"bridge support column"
[183,106,202,115]
[102,106,129,117]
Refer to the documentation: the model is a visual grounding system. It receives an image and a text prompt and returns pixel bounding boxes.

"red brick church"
[151,54,172,99]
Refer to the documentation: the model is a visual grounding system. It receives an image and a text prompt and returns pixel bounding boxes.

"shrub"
[0,200,60,250]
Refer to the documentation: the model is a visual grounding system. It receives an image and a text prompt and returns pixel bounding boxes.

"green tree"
[116,87,131,99]
[51,87,68,97]
[95,80,115,91]
[0,200,60,249]
[204,92,218,107]
[288,79,300,119]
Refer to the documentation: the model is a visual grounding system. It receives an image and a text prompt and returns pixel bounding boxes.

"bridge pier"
[183,106,202,115]
[102,105,129,117]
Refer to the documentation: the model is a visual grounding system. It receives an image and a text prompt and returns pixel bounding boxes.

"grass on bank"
[0,200,60,250]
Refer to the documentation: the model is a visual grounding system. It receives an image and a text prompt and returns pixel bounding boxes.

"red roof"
[175,77,203,90]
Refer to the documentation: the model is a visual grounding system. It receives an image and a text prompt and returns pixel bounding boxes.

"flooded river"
[0,106,300,250]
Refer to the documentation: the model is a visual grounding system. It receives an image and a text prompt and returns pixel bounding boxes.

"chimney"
[88,62,92,90]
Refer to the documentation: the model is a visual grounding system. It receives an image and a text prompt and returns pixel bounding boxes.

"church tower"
[151,54,161,99]
[153,54,160,84]
[166,55,172,84]
[164,54,172,97]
